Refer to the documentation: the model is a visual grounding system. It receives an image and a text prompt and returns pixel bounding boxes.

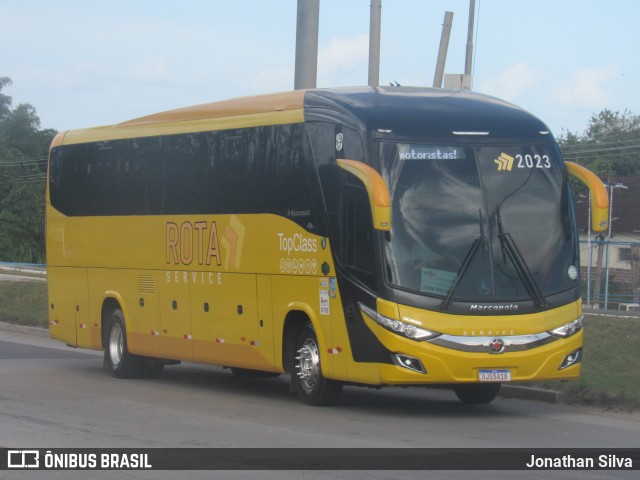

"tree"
[0,77,12,122]
[0,77,56,263]
[558,109,640,177]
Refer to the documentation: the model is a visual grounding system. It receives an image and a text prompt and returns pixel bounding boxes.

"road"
[0,326,638,480]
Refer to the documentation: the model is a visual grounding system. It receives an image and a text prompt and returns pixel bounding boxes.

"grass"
[0,277,638,409]
[535,315,640,410]
[0,280,48,328]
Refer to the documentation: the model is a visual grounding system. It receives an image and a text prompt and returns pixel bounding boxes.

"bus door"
[222,273,270,370]
[335,184,386,383]
[48,267,89,348]
[191,271,225,364]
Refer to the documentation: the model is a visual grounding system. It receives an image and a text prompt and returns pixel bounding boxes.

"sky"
[2,0,638,137]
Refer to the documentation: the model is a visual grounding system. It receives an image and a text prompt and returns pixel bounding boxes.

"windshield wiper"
[440,210,485,310]
[440,238,483,310]
[496,206,547,309]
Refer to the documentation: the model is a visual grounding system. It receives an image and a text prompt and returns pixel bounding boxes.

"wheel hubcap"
[296,338,320,392]
[109,323,124,368]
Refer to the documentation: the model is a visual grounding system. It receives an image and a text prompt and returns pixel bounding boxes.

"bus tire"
[293,324,342,406]
[104,309,143,379]
[453,383,501,404]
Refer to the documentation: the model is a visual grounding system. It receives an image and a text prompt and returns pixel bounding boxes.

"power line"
[562,144,640,155]
[560,140,640,162]
[7,177,46,184]
[0,158,48,168]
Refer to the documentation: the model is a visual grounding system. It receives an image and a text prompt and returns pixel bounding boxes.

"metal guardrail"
[0,262,47,275]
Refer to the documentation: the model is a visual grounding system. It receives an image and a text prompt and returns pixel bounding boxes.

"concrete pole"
[368,0,382,87]
[433,11,454,88]
[294,0,320,90]
[594,234,604,307]
[464,0,476,77]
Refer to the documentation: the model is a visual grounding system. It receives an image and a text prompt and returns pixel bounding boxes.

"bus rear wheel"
[104,309,143,379]
[292,324,342,406]
[453,383,501,404]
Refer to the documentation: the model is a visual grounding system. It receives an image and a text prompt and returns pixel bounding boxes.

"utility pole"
[294,0,320,90]
[368,0,382,87]
[464,0,476,78]
[433,11,454,88]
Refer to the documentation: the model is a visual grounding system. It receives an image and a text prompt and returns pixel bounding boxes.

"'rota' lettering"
[166,221,222,267]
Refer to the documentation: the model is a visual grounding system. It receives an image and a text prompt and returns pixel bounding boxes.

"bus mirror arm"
[565,161,609,233]
[337,159,391,231]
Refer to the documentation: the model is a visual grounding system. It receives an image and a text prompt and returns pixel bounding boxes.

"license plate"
[479,369,511,382]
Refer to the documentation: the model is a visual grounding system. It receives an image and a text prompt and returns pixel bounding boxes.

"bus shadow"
[95,361,518,419]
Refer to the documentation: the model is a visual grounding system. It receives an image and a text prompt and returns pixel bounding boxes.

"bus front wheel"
[453,383,501,404]
[292,324,342,406]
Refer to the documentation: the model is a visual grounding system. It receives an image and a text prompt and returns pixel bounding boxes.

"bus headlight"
[548,316,583,338]
[358,302,441,342]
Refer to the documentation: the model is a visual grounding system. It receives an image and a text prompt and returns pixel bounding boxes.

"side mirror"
[337,159,391,231]
[565,161,609,232]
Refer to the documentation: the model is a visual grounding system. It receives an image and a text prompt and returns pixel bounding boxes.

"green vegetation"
[558,109,640,178]
[0,77,57,263]
[536,315,640,410]
[0,279,48,327]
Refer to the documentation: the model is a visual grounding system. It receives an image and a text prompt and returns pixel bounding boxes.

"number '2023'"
[516,154,551,169]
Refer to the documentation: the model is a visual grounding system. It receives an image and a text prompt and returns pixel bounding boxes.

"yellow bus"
[46,87,609,405]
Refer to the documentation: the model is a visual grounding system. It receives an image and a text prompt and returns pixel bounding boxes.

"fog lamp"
[559,348,583,370]
[392,354,426,374]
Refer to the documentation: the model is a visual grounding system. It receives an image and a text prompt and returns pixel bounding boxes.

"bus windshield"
[376,142,579,304]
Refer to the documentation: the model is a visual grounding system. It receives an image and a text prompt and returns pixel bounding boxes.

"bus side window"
[267,124,316,226]
[122,137,163,215]
[207,130,258,214]
[163,134,206,214]
[342,185,377,291]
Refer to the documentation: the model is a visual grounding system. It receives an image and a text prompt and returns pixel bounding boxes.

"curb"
[0,264,47,276]
[0,321,51,338]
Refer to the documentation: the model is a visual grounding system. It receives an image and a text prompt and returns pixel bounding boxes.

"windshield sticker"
[329,277,337,298]
[420,268,457,296]
[494,153,514,171]
[516,154,552,169]
[320,290,330,315]
[495,152,552,171]
[568,265,578,280]
[398,145,465,160]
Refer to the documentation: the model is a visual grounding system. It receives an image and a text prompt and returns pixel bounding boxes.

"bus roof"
[55,87,552,146]
[57,90,307,145]
[303,86,552,140]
